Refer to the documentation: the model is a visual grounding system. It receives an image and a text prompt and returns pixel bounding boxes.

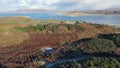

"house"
[42,47,54,53]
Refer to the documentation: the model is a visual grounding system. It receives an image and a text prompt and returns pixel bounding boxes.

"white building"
[42,47,54,53]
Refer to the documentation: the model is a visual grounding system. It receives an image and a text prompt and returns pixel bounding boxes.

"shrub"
[64,24,73,30]
[82,58,120,68]
[13,24,46,32]
[99,34,120,47]
[112,34,120,47]
[82,38,116,53]
[51,25,59,32]
[58,58,120,68]
[64,24,84,31]
[58,60,81,68]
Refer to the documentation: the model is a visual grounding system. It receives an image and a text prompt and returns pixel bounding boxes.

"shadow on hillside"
[64,38,92,46]
[98,33,115,39]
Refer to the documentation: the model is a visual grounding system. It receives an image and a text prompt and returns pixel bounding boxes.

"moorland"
[0,17,120,68]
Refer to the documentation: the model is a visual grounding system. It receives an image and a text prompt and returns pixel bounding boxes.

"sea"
[0,12,120,26]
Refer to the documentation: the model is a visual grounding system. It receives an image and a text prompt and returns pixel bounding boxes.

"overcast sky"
[0,0,120,11]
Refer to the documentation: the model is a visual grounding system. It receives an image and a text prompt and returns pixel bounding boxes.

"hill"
[61,9,120,16]
[0,17,120,68]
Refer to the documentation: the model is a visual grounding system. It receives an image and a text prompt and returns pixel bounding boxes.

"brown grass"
[0,32,29,47]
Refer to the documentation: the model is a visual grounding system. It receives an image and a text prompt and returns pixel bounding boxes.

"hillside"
[0,17,120,68]
[61,9,120,16]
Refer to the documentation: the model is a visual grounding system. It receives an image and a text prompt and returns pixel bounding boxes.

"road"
[45,56,91,68]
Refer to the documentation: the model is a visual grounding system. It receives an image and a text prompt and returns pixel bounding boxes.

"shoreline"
[0,16,119,27]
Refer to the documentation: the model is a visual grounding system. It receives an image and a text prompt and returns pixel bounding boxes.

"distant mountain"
[61,9,120,16]
[89,9,120,14]
[11,9,120,15]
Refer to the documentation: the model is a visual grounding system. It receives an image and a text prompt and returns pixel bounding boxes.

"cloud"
[91,0,120,10]
[53,0,120,10]
[17,0,60,10]
[0,0,120,11]
[19,0,28,6]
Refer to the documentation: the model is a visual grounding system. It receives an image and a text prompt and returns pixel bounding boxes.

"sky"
[0,0,120,11]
